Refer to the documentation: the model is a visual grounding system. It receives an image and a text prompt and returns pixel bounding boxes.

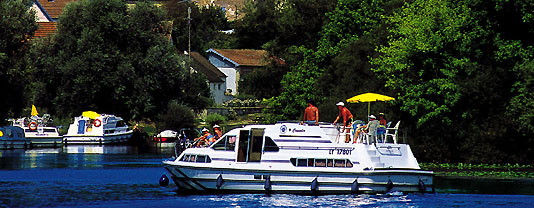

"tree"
[28,0,210,121]
[157,100,196,131]
[235,0,335,60]
[0,0,37,121]
[371,0,534,163]
[239,60,289,99]
[267,0,394,122]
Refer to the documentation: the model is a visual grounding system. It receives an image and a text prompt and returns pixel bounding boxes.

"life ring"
[93,119,102,127]
[29,122,38,130]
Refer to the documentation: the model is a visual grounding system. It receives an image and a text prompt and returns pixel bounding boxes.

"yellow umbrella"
[82,111,100,119]
[346,93,395,118]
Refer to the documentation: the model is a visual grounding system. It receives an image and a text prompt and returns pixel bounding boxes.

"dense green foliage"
[156,100,196,131]
[420,163,534,178]
[0,0,37,122]
[162,0,237,54]
[371,0,534,162]
[205,113,226,128]
[27,0,210,121]
[239,61,289,99]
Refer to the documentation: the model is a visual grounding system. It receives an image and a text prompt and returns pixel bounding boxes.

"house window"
[218,84,221,90]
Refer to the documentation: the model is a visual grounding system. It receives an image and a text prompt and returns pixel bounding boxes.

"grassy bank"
[420,163,534,179]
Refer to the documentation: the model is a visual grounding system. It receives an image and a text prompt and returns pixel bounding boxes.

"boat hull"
[163,163,433,194]
[0,140,31,150]
[26,136,63,148]
[63,131,132,145]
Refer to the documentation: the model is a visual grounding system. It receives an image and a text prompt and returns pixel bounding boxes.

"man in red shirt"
[301,99,319,126]
[333,102,354,143]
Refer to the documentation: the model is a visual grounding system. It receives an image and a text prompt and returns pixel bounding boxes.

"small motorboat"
[154,130,179,143]
[63,111,132,145]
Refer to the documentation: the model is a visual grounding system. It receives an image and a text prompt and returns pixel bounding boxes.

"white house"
[190,52,233,104]
[206,48,279,96]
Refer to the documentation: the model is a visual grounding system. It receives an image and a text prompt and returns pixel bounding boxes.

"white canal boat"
[63,111,132,145]
[163,122,433,194]
[9,115,62,147]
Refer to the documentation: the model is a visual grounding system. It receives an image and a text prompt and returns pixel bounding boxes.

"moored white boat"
[63,111,132,145]
[163,122,433,194]
[0,126,31,150]
[9,115,62,148]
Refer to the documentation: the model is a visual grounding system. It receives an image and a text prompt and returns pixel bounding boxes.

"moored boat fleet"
[2,108,132,150]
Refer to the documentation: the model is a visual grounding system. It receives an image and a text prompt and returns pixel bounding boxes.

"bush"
[157,100,196,131]
[227,109,237,120]
[205,113,226,128]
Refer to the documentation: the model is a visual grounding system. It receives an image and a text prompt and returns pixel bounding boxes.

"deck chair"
[385,121,400,144]
[377,121,391,143]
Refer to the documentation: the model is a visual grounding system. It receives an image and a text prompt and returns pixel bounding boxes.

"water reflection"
[0,145,174,170]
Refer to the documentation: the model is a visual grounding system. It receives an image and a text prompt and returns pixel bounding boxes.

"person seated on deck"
[333,102,354,143]
[194,128,214,147]
[355,115,380,143]
[300,99,319,126]
[213,125,223,140]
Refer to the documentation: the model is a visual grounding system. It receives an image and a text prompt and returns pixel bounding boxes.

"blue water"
[0,146,533,207]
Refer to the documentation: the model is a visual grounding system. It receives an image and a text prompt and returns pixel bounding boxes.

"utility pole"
[187,6,191,61]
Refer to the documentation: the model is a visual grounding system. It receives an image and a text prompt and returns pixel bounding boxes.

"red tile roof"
[212,49,272,67]
[38,0,78,19]
[33,22,57,39]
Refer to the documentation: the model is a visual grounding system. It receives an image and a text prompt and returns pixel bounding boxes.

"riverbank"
[420,163,534,179]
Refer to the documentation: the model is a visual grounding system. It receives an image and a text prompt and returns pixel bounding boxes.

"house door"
[77,120,85,134]
[237,128,265,162]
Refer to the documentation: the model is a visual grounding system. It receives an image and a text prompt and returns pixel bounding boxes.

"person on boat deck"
[356,115,380,143]
[300,99,319,126]
[195,128,214,147]
[213,124,223,139]
[333,102,353,143]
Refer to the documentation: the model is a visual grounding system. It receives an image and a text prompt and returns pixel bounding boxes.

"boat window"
[6,129,13,138]
[212,135,236,151]
[43,129,57,133]
[346,159,353,167]
[116,120,126,127]
[180,154,189,162]
[290,158,353,168]
[334,159,345,167]
[190,155,197,162]
[25,129,37,132]
[289,158,297,166]
[196,155,206,163]
[263,136,279,152]
[315,159,326,167]
[179,154,211,163]
[297,158,307,167]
